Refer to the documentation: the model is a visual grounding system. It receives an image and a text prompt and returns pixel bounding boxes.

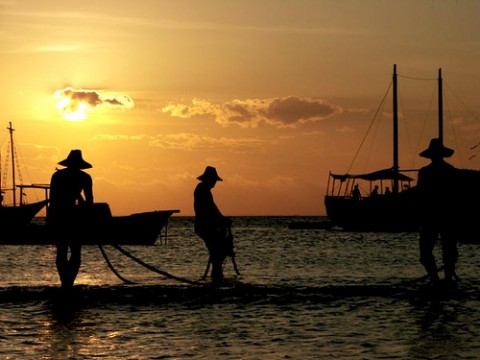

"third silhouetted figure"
[417,138,458,286]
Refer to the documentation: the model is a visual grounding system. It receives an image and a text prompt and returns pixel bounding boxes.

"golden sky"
[1,0,479,216]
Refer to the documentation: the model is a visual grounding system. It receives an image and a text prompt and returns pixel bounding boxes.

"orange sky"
[1,0,480,216]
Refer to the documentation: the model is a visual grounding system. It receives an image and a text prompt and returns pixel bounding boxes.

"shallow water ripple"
[1,216,480,359]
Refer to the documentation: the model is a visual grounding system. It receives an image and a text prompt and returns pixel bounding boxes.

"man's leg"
[441,231,458,282]
[210,253,225,283]
[56,242,70,288]
[67,243,82,287]
[419,227,440,283]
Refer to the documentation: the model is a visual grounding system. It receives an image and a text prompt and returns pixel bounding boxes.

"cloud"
[93,134,150,141]
[54,87,134,114]
[149,133,266,152]
[161,98,214,118]
[93,132,265,152]
[262,97,341,127]
[162,97,341,128]
[1,44,89,54]
[335,126,356,133]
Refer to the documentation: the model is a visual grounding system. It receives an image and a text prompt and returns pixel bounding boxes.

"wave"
[1,279,478,306]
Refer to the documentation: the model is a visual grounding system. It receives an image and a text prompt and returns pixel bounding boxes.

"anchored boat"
[324,65,480,238]
[324,65,420,232]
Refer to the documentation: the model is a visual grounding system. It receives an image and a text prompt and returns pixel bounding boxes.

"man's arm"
[82,173,94,205]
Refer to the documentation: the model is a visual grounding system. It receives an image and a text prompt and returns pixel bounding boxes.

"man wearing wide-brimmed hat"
[193,166,233,282]
[48,149,94,289]
[417,138,458,286]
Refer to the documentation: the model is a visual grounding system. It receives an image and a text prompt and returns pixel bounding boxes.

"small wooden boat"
[0,122,179,245]
[3,204,180,245]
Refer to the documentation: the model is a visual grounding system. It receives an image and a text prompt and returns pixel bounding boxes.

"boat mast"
[7,122,16,206]
[392,64,399,194]
[438,68,443,144]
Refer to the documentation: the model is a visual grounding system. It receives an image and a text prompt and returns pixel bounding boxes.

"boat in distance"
[1,122,49,229]
[288,217,335,230]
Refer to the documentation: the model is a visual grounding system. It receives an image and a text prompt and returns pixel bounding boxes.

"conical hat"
[197,166,222,181]
[419,138,454,159]
[58,150,92,169]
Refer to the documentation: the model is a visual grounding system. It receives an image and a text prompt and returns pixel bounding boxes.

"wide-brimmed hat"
[419,138,454,159]
[58,149,92,169]
[197,166,222,181]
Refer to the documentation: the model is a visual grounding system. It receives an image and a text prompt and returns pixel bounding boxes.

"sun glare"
[66,102,89,122]
[54,89,91,122]
[53,86,134,122]
[55,97,90,122]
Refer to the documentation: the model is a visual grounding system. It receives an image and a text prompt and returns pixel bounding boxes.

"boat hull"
[325,193,419,232]
[1,209,180,245]
[325,175,480,243]
[0,200,48,228]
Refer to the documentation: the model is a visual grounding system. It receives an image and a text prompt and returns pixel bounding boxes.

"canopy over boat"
[330,168,414,182]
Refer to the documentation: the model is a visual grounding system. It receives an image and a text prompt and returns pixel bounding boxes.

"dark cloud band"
[162,96,340,128]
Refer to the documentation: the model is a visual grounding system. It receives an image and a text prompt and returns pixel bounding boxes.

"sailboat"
[1,122,49,232]
[325,65,480,240]
[324,65,439,232]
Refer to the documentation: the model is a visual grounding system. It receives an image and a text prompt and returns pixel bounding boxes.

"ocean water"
[1,216,480,359]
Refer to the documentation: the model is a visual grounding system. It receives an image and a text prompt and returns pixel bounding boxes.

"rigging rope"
[397,73,436,81]
[346,71,451,175]
[346,81,392,174]
[1,144,9,191]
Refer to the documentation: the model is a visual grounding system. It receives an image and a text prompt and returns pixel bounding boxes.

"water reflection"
[408,296,476,359]
[43,288,86,359]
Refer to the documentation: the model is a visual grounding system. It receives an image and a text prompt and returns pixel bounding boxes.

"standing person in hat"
[48,149,94,289]
[417,138,458,286]
[194,166,232,283]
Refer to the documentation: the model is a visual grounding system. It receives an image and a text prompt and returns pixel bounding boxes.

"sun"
[54,88,92,122]
[53,86,134,121]
[55,97,90,122]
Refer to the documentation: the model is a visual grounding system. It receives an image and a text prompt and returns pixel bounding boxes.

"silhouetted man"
[194,166,232,283]
[417,138,458,285]
[352,184,361,200]
[48,150,93,288]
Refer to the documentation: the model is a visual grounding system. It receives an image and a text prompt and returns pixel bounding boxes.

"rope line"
[111,244,204,286]
[98,243,455,291]
[397,73,436,81]
[98,244,134,284]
